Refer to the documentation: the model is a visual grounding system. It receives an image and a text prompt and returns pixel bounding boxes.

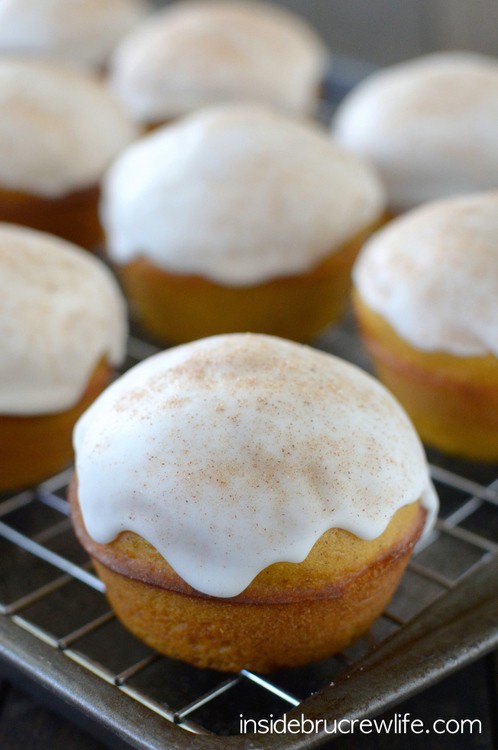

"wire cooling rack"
[1,314,498,750]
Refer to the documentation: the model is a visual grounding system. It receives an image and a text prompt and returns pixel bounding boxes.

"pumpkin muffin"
[0,0,150,71]
[333,52,498,213]
[101,103,385,343]
[108,0,329,127]
[70,333,437,672]
[353,191,498,461]
[0,224,127,493]
[0,58,138,249]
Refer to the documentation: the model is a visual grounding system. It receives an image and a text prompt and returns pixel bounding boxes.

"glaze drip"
[74,334,437,598]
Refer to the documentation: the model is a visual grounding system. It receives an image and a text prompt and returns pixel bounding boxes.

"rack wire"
[1,314,497,749]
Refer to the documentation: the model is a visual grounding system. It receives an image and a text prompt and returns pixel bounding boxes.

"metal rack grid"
[1,316,498,749]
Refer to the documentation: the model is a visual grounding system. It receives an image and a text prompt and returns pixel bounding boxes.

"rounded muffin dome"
[0,58,138,197]
[101,103,385,285]
[74,333,437,598]
[0,224,127,415]
[333,52,498,212]
[108,0,328,122]
[0,0,150,70]
[353,191,498,357]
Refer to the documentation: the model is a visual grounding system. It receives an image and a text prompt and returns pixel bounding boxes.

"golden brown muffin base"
[116,218,385,345]
[69,478,425,672]
[0,361,112,494]
[0,183,103,250]
[353,292,498,461]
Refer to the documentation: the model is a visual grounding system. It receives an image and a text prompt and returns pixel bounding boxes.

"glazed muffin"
[70,333,437,672]
[0,0,150,72]
[0,59,138,249]
[108,0,329,127]
[0,224,127,493]
[353,191,498,461]
[102,103,385,344]
[333,52,498,213]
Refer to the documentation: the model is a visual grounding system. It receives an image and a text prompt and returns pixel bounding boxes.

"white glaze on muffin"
[108,0,329,121]
[0,0,150,70]
[353,191,498,357]
[333,52,498,211]
[0,59,138,197]
[74,333,437,598]
[0,224,127,414]
[102,103,385,285]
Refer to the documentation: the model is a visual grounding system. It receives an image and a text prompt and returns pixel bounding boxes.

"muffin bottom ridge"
[117,221,383,345]
[70,477,425,673]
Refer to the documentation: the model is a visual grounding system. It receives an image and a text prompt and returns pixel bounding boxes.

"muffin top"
[353,191,498,357]
[0,58,138,197]
[333,52,498,212]
[0,0,149,70]
[108,0,329,122]
[74,333,437,598]
[102,103,385,285]
[0,224,127,415]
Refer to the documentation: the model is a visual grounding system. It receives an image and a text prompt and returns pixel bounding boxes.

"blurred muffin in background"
[333,52,498,214]
[0,59,138,249]
[0,224,127,493]
[101,103,385,344]
[0,0,150,72]
[352,191,498,461]
[108,0,329,128]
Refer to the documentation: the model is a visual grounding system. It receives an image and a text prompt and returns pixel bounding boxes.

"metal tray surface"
[1,315,498,749]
